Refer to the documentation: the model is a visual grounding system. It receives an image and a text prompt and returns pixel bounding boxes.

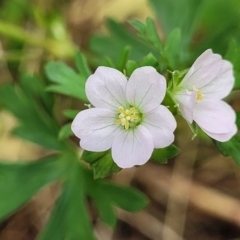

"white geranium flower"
[72,66,176,168]
[173,49,237,142]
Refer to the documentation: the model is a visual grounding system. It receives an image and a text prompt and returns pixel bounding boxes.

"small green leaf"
[151,145,179,163]
[90,18,159,64]
[163,28,182,69]
[45,62,88,101]
[58,123,73,140]
[138,53,158,67]
[75,51,92,79]
[63,109,79,119]
[104,57,116,68]
[145,17,163,50]
[130,18,163,51]
[125,60,138,76]
[214,134,240,166]
[116,46,131,71]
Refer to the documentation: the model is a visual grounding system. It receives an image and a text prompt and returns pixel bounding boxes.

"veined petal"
[193,100,236,134]
[201,60,234,99]
[142,105,176,148]
[71,108,120,151]
[86,67,127,110]
[174,90,196,123]
[202,124,237,142]
[180,49,222,89]
[126,66,166,113]
[112,125,154,168]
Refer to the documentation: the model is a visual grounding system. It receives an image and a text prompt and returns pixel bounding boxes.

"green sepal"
[82,150,121,179]
[138,53,158,67]
[82,150,109,164]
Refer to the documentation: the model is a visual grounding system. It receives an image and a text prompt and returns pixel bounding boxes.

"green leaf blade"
[45,61,88,101]
[75,51,92,79]
[0,155,66,221]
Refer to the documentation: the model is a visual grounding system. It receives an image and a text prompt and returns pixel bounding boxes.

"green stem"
[166,89,180,109]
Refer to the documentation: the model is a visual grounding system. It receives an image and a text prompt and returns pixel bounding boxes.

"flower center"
[115,106,140,130]
[193,87,204,103]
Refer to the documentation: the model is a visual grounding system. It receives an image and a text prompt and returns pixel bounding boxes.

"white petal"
[71,108,120,151]
[180,49,222,89]
[126,66,166,112]
[193,100,236,134]
[202,124,237,142]
[142,105,176,148]
[174,90,197,123]
[201,60,234,99]
[112,125,154,168]
[86,67,127,110]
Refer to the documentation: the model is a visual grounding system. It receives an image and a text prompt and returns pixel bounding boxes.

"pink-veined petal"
[112,125,154,168]
[193,100,236,134]
[71,108,120,151]
[126,66,166,113]
[142,105,176,148]
[180,49,222,89]
[201,60,234,99]
[174,90,197,123]
[86,67,127,110]
[201,124,238,142]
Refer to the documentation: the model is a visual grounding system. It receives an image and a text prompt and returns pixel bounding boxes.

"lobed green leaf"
[45,61,88,101]
[0,77,62,150]
[0,155,66,221]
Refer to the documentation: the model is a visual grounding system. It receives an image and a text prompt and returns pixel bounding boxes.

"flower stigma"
[115,106,140,130]
[193,87,204,103]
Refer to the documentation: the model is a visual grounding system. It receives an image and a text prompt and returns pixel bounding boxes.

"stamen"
[193,87,204,103]
[115,106,140,129]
